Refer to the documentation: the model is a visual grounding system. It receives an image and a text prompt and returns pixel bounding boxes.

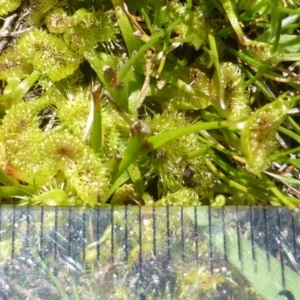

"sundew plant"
[0,0,300,208]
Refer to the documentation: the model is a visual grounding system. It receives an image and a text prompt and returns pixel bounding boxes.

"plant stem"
[202,1,223,107]
[113,121,150,181]
[278,126,300,144]
[220,0,247,44]
[1,71,40,108]
[146,120,233,152]
[127,164,145,197]
[181,146,210,161]
[0,185,35,198]
[154,0,163,27]
[198,131,242,159]
[240,65,275,100]
[269,2,282,54]
[111,0,142,56]
[271,146,300,160]
[286,115,300,136]
[203,158,279,204]
[117,5,192,82]
[203,158,252,193]
[104,171,129,203]
[265,1,300,15]
[90,84,102,153]
[212,153,273,196]
[117,35,161,82]
[261,173,300,208]
[245,64,271,87]
[159,69,211,101]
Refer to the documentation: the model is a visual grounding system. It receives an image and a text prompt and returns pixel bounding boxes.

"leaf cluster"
[0,0,299,208]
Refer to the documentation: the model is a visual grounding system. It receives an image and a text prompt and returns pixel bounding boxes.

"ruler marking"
[221,206,227,262]
[194,206,199,262]
[26,205,30,255]
[249,207,256,261]
[82,210,86,262]
[53,206,58,259]
[68,207,72,257]
[138,205,142,272]
[0,205,1,257]
[110,206,114,263]
[11,204,16,260]
[138,205,143,298]
[96,208,100,261]
[262,207,270,270]
[166,205,171,260]
[39,206,44,258]
[249,207,257,273]
[152,206,157,257]
[1,206,298,298]
[277,208,286,288]
[236,206,242,263]
[291,216,297,261]
[208,206,213,273]
[180,206,185,262]
[124,205,129,261]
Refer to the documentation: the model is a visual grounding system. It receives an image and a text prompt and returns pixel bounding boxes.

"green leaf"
[265,171,300,186]
[277,35,300,53]
[288,159,300,169]
[146,120,231,152]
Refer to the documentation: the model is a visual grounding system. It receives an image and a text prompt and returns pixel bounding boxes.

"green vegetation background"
[0,0,300,208]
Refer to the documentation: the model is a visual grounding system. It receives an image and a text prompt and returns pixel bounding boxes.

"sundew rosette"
[241,92,293,174]
[17,29,81,82]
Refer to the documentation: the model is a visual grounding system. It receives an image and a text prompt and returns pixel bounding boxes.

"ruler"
[0,206,299,300]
